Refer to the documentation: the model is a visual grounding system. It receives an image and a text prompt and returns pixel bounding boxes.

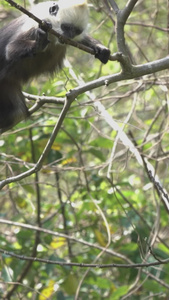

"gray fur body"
[0,16,66,82]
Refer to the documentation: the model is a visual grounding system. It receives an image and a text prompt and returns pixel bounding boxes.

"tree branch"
[108,0,138,67]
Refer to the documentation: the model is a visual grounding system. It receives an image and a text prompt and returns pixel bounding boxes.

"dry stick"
[1,247,169,269]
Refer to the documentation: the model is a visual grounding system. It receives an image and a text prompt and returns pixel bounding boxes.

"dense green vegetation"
[1,0,169,299]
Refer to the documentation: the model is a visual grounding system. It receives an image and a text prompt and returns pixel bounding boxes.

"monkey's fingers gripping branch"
[94,44,111,64]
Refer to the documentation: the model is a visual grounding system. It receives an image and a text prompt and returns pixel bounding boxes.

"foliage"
[0,0,169,299]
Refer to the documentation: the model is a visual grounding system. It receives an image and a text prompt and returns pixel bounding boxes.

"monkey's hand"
[33,26,50,54]
[80,35,110,64]
[40,20,52,32]
[6,27,50,61]
[94,44,110,64]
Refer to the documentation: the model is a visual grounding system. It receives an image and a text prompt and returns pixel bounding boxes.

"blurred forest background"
[1,0,169,299]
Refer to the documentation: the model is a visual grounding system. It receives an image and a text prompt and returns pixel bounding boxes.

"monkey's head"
[30,0,89,41]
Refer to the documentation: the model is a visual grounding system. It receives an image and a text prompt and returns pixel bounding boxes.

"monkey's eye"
[49,4,59,16]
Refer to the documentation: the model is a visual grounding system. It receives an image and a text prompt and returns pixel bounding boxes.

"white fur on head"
[20,2,60,32]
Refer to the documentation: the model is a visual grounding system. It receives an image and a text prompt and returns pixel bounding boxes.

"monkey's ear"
[94,44,110,64]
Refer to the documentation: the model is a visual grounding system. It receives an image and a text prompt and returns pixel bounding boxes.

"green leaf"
[90,137,113,149]
[111,286,129,300]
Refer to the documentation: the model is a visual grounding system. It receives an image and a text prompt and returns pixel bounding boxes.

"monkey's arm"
[5,27,49,62]
[80,35,110,64]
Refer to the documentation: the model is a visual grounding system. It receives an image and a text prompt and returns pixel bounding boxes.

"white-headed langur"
[0,0,110,132]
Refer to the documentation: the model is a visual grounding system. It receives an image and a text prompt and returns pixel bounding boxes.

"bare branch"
[120,0,139,24]
[0,96,73,190]
[106,0,119,14]
[108,0,138,66]
[1,246,169,270]
[0,218,132,262]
